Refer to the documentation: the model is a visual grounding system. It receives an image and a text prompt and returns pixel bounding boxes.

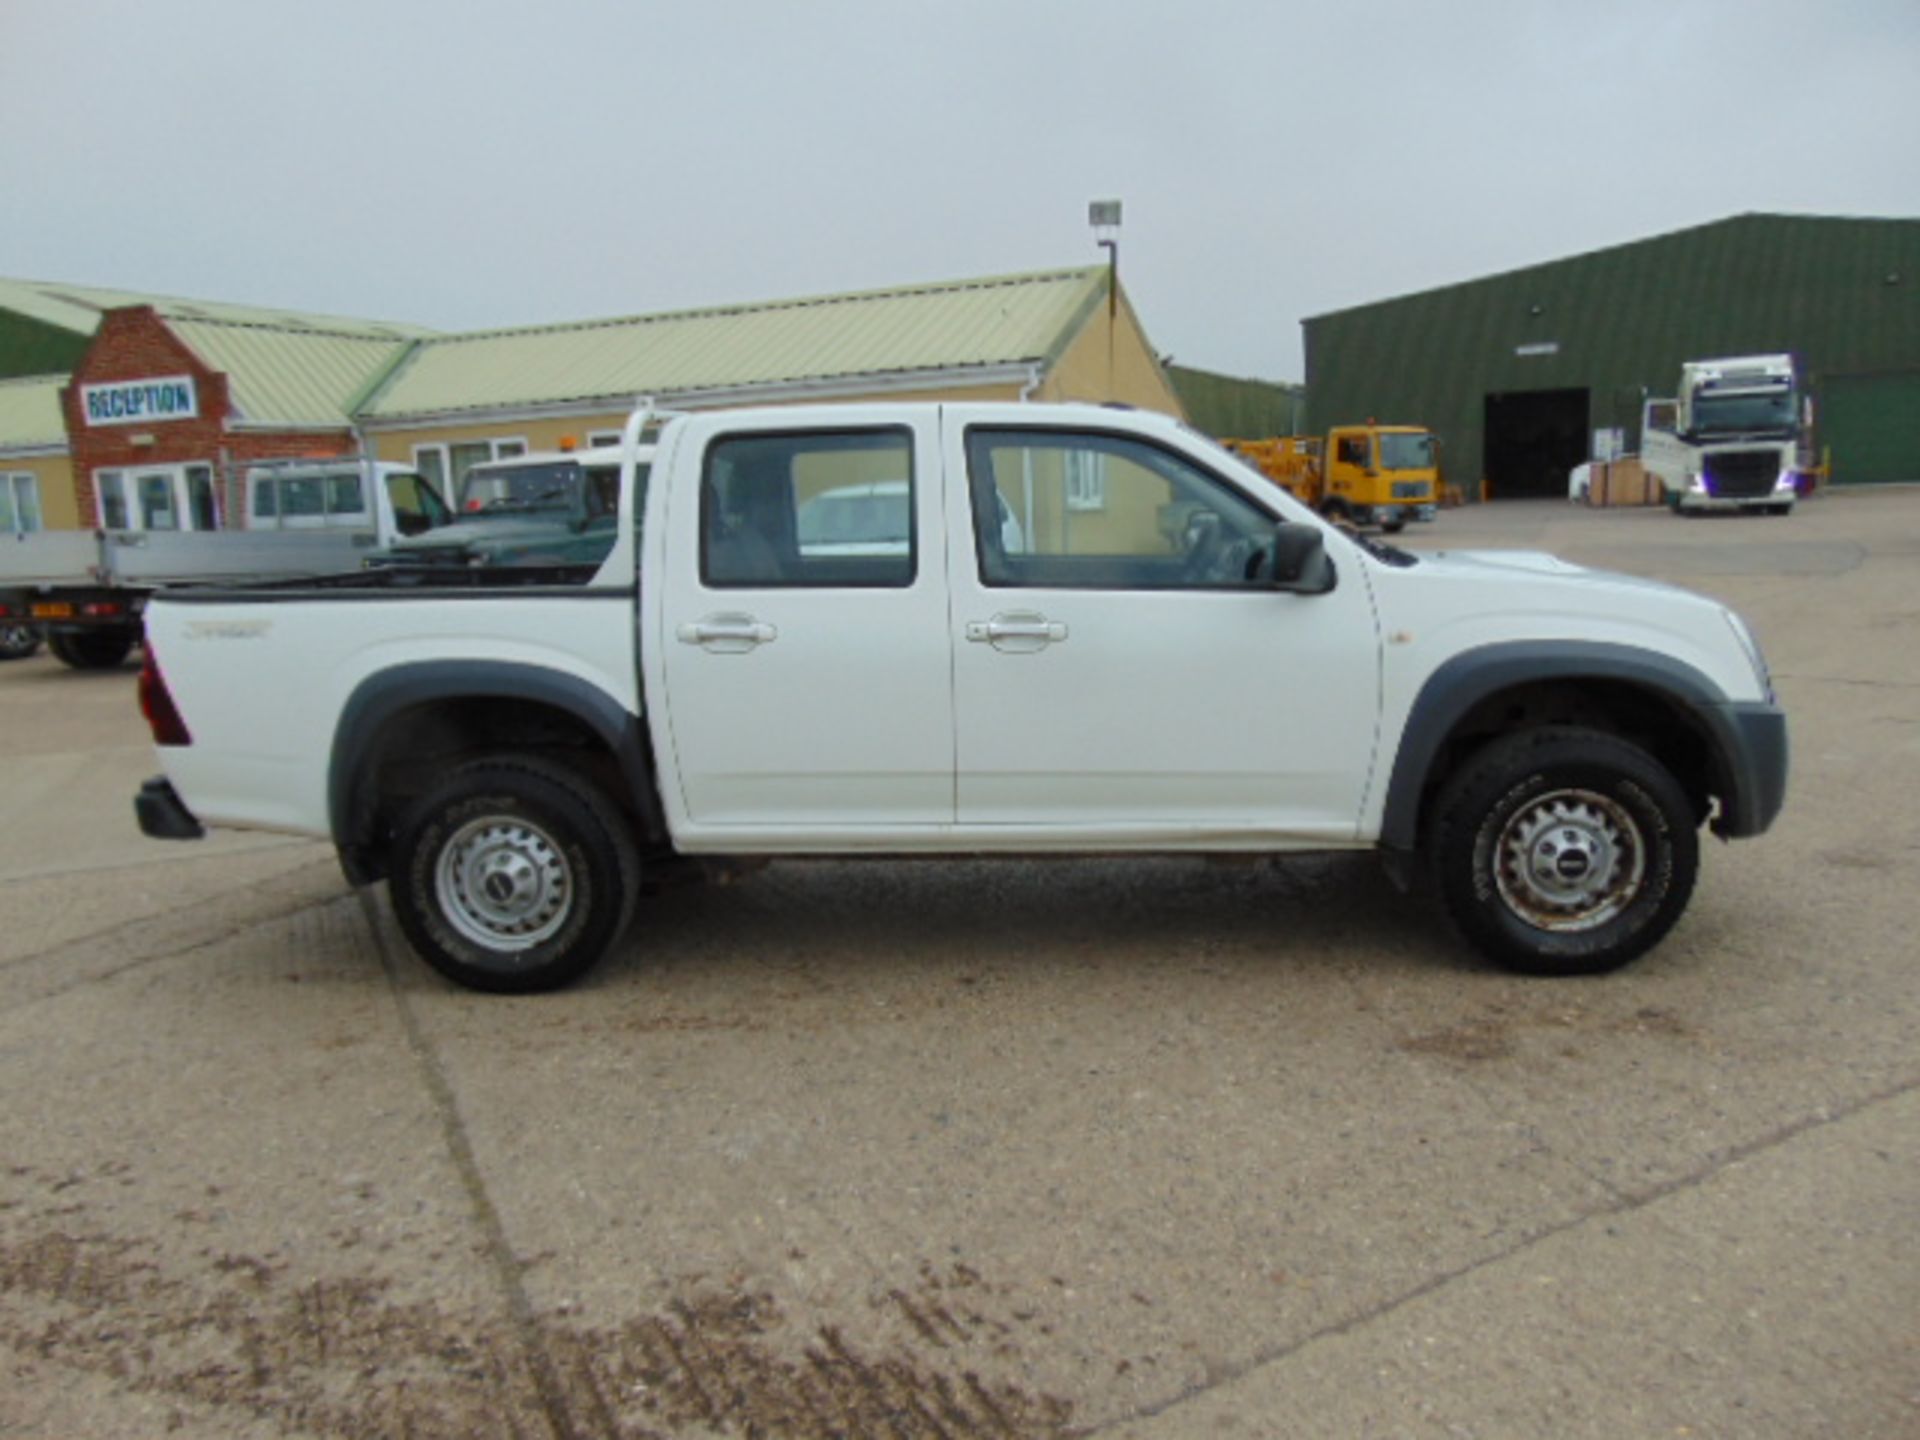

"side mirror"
[1269,521,1336,594]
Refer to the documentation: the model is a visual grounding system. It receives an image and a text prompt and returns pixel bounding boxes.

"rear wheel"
[0,624,40,661]
[388,757,640,993]
[1430,726,1698,976]
[48,630,135,669]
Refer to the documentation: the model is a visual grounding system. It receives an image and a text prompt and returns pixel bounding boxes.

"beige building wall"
[1,453,79,530]
[1040,285,1185,417]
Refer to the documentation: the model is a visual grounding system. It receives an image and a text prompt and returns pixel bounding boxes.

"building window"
[587,430,623,449]
[1064,450,1107,511]
[97,471,129,528]
[414,438,529,505]
[2,473,42,534]
[94,464,217,531]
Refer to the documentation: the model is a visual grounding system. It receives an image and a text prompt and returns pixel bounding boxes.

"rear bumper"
[135,776,205,840]
[1706,703,1789,838]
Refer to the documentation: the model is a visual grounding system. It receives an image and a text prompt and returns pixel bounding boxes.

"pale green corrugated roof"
[0,276,433,341]
[0,374,68,451]
[0,276,434,430]
[169,320,419,429]
[361,267,1109,420]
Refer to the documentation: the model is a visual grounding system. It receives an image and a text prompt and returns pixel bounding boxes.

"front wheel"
[1379,517,1407,535]
[388,757,640,993]
[1430,727,1698,976]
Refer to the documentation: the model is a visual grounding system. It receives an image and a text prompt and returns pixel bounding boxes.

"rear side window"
[700,428,914,588]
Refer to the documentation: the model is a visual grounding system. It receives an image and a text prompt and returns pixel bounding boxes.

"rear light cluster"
[138,649,193,747]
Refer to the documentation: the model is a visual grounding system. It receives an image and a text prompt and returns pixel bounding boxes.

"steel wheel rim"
[1493,787,1646,932]
[435,814,573,953]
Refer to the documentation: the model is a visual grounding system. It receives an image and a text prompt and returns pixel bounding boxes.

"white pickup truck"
[134,402,1788,992]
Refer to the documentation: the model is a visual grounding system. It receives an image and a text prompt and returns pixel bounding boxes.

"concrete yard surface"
[1,489,1916,1438]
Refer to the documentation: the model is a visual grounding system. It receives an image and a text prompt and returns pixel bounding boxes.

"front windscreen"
[1377,432,1435,470]
[459,460,583,513]
[1692,387,1795,438]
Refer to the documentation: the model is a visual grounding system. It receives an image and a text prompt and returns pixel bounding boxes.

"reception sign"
[81,375,200,426]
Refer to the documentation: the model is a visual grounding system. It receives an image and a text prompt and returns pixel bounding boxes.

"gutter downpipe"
[1019,364,1042,546]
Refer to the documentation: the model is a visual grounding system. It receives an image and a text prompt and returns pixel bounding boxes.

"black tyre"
[1380,517,1408,535]
[48,630,135,669]
[1429,726,1698,976]
[0,623,40,661]
[388,757,640,993]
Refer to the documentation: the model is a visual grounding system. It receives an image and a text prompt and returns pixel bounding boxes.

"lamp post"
[1089,199,1121,319]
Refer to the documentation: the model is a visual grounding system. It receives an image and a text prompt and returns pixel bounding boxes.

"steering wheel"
[1182,517,1259,585]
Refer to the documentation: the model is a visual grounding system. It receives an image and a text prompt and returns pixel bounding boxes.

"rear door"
[943,412,1381,842]
[654,412,955,832]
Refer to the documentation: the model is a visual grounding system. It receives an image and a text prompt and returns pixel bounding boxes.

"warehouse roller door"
[1823,371,1920,485]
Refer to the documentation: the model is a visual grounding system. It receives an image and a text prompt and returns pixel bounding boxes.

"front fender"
[1378,641,1784,851]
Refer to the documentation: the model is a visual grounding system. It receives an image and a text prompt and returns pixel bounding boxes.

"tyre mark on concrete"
[0,860,346,1013]
[0,850,334,967]
[363,888,582,1440]
[0,1218,1077,1439]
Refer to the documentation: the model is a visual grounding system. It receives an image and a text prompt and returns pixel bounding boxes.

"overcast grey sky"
[4,0,1917,380]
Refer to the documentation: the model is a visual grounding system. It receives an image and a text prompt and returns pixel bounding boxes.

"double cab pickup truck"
[135,402,1787,992]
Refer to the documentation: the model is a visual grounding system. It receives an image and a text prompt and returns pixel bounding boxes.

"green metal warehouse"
[1304,213,1920,498]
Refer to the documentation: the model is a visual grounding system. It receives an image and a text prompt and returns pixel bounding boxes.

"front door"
[655,415,956,833]
[943,416,1381,843]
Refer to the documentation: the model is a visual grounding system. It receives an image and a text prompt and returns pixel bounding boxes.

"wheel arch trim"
[1379,640,1739,852]
[329,660,662,884]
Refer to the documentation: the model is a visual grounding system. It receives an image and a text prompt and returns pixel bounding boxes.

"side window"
[1335,435,1370,467]
[701,428,914,588]
[327,474,367,521]
[282,476,326,524]
[387,472,451,537]
[1645,401,1678,434]
[965,428,1278,590]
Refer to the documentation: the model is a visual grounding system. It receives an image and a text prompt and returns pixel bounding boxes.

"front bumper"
[135,776,205,840]
[1673,492,1793,513]
[1705,703,1789,838]
[1356,503,1437,526]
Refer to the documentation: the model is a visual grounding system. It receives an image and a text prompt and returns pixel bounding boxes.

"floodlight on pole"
[1089,199,1122,317]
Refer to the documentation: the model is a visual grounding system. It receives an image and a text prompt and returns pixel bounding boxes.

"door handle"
[677,614,777,651]
[965,612,1068,650]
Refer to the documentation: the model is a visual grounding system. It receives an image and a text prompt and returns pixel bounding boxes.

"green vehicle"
[372,445,647,573]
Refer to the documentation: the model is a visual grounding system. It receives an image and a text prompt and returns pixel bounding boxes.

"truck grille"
[1703,451,1781,499]
[1391,481,1429,500]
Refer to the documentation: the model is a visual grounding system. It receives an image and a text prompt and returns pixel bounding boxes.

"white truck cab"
[1642,354,1805,515]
